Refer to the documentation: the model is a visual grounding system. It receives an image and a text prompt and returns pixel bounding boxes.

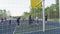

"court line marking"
[14,26,60,34]
[0,27,15,30]
[2,32,14,34]
[12,21,60,34]
[24,27,60,34]
[0,20,59,34]
[13,25,18,34]
[0,24,16,30]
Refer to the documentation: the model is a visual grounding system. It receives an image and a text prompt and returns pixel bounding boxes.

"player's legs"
[17,20,20,26]
[9,20,11,24]
[45,20,47,23]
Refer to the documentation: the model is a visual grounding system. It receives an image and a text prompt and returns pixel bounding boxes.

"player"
[29,15,32,25]
[35,16,39,25]
[17,17,21,26]
[45,15,48,23]
[9,19,11,24]
[1,18,3,22]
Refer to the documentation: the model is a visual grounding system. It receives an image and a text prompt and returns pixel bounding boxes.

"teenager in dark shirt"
[29,15,32,25]
[17,17,21,26]
[9,19,11,24]
[45,15,48,23]
[1,18,3,22]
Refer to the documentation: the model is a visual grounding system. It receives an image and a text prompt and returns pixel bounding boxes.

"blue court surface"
[0,20,60,34]
[0,20,16,34]
[14,20,60,34]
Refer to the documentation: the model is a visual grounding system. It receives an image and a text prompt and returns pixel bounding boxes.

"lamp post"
[34,0,45,32]
[42,0,45,32]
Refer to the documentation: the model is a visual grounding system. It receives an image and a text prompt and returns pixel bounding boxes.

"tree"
[0,9,7,18]
[30,8,42,18]
[45,4,59,19]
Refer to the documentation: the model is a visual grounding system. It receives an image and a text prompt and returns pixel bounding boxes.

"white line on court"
[21,27,60,34]
[13,25,18,34]
[13,26,60,34]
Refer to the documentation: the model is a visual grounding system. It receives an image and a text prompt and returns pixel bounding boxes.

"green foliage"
[30,8,42,18]
[0,10,7,18]
[23,0,59,19]
[45,4,59,19]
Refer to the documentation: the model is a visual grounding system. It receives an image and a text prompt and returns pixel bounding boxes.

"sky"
[0,0,56,16]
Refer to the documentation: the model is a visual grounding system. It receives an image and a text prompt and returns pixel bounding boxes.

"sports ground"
[0,19,60,34]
